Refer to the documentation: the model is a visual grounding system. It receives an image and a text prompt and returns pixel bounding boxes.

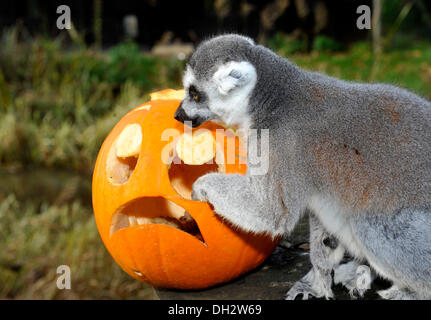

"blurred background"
[0,0,430,299]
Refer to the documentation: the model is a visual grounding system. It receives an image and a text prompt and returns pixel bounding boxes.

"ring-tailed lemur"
[174,34,431,300]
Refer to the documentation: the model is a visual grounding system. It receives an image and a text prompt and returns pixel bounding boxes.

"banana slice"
[116,124,142,158]
[176,130,216,165]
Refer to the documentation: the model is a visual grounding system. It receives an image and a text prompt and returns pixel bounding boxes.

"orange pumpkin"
[92,89,279,289]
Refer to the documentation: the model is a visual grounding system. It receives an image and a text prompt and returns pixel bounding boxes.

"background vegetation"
[0,0,430,299]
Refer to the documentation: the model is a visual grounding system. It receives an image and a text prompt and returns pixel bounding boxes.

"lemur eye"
[189,85,201,102]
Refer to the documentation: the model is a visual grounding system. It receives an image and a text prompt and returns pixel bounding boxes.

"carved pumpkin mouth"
[109,197,205,243]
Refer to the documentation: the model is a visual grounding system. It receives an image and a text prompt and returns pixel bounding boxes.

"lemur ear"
[213,61,256,95]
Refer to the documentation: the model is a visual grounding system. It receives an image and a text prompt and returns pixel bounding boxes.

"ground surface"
[155,216,388,300]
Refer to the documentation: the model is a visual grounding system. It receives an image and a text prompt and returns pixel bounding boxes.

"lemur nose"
[174,102,187,122]
[174,101,205,127]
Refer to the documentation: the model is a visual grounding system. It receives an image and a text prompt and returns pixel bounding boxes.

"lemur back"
[272,71,431,215]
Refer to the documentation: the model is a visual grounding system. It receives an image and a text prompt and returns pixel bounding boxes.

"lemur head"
[174,34,258,128]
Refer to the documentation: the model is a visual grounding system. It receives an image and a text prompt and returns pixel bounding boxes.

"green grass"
[0,194,156,299]
[288,41,431,100]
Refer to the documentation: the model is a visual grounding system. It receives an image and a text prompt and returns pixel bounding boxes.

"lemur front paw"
[285,270,334,300]
[191,185,207,202]
[191,173,218,202]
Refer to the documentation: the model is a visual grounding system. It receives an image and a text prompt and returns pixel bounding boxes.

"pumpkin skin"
[92,89,279,289]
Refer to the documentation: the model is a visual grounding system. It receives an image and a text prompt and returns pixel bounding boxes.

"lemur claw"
[285,278,334,300]
[191,189,206,202]
[191,176,211,202]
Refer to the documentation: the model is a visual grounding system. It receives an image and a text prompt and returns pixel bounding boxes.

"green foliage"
[312,35,343,53]
[0,28,185,171]
[290,40,431,100]
[267,32,307,56]
[382,0,430,35]
[90,41,156,89]
[383,0,405,24]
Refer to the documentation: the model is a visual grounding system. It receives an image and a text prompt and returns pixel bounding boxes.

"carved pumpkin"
[92,89,279,289]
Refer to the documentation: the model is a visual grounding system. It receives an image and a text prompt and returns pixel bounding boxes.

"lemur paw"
[285,283,314,300]
[191,186,207,202]
[354,265,373,297]
[346,267,372,299]
[191,173,217,202]
[334,262,373,299]
[285,272,334,300]
[285,281,334,300]
[378,285,417,300]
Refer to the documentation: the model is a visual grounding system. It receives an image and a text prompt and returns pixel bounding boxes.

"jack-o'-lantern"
[92,89,279,289]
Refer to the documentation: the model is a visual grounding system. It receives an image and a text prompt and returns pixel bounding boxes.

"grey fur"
[176,34,431,299]
[333,261,375,298]
[285,215,344,299]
